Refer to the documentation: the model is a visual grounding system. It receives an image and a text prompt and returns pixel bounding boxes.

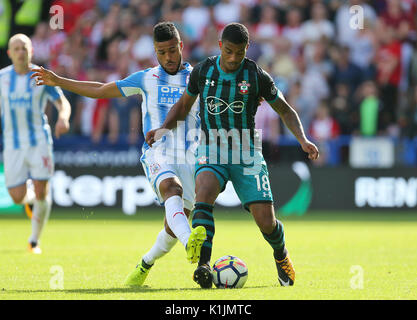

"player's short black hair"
[153,21,180,42]
[221,23,249,45]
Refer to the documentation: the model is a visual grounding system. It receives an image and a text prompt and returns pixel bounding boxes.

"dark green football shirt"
[186,56,280,164]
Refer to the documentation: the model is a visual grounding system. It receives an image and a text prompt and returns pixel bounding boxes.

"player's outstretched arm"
[145,91,197,147]
[31,66,122,99]
[269,96,319,161]
[53,95,71,138]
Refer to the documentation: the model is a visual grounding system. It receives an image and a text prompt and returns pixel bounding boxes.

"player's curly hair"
[221,23,249,45]
[153,22,180,42]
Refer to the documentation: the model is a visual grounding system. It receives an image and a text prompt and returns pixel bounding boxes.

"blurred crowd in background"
[2,0,417,165]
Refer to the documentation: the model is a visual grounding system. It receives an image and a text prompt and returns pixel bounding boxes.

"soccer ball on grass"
[212,255,248,288]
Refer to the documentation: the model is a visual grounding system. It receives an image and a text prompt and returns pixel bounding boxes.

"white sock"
[165,195,191,247]
[28,194,52,244]
[22,187,36,205]
[25,179,35,204]
[142,229,178,265]
[15,181,35,205]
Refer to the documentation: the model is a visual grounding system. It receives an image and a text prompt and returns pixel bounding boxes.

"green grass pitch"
[0,209,417,300]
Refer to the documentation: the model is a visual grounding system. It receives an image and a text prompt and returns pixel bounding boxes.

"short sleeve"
[258,67,280,103]
[45,85,63,101]
[186,63,202,97]
[115,71,144,97]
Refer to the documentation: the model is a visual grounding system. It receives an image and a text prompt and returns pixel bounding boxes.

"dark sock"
[192,202,215,266]
[140,259,153,270]
[262,219,287,261]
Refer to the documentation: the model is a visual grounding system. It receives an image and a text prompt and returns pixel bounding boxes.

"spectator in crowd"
[108,96,141,145]
[132,24,157,68]
[281,7,304,60]
[5,0,417,166]
[348,18,377,81]
[304,40,333,81]
[379,0,415,41]
[31,22,52,66]
[131,0,159,27]
[189,25,220,63]
[301,2,335,45]
[356,80,382,136]
[97,0,131,14]
[252,4,281,60]
[52,0,96,35]
[213,0,242,30]
[286,80,313,133]
[95,11,122,65]
[329,82,356,135]
[329,45,363,96]
[375,24,402,129]
[334,0,377,47]
[309,101,341,166]
[398,85,417,138]
[182,0,211,43]
[255,99,280,161]
[270,37,298,87]
[106,55,141,145]
[78,68,110,143]
[297,56,330,115]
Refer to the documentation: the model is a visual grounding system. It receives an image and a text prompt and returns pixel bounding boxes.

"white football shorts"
[140,146,196,211]
[4,143,54,189]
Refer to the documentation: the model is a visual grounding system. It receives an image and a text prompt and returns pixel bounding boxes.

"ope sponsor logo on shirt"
[9,92,31,109]
[157,85,184,105]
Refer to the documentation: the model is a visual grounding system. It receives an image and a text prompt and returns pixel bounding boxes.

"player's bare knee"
[160,179,183,199]
[34,188,48,200]
[165,184,183,199]
[256,218,275,234]
[195,174,220,204]
[9,192,25,204]
[8,186,26,204]
[195,185,217,204]
[250,204,276,234]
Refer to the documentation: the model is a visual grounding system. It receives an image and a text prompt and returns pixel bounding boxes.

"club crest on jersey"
[42,156,52,173]
[149,163,161,175]
[238,81,250,94]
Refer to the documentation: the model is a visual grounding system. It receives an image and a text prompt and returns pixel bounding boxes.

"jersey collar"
[216,56,244,79]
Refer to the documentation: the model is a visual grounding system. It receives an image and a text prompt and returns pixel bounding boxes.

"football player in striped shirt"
[146,23,320,288]
[1,34,71,254]
[31,22,206,286]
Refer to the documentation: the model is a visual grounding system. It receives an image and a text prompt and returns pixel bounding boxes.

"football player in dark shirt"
[146,23,319,288]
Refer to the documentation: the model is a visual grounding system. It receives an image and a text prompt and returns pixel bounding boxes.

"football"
[212,255,248,288]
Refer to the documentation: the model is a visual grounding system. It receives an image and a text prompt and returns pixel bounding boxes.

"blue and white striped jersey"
[116,62,200,155]
[0,64,63,150]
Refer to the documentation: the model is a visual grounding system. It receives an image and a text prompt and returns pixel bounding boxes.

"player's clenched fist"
[301,140,320,161]
[30,66,59,86]
[145,128,170,147]
[55,118,70,139]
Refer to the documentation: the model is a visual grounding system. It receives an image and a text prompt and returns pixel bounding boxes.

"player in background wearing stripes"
[31,22,206,287]
[147,23,320,288]
[0,34,71,254]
